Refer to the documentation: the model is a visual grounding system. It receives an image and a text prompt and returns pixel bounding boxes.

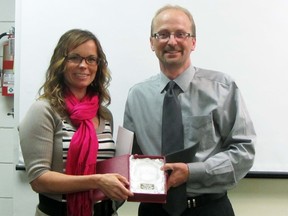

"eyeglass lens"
[66,54,99,65]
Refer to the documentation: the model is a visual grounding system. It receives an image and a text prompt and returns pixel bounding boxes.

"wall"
[230,178,288,215]
[0,0,16,215]
[0,0,287,215]
[15,0,288,173]
[118,178,288,216]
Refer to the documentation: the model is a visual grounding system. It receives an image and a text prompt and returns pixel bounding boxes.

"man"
[123,4,256,216]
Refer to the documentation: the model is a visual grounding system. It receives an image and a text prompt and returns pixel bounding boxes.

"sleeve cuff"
[187,162,206,182]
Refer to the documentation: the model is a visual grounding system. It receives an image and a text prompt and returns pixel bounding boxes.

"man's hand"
[162,163,189,189]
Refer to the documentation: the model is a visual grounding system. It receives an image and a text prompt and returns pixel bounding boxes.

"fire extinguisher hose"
[0,32,9,40]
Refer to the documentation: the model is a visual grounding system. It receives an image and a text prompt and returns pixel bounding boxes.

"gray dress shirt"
[123,65,256,196]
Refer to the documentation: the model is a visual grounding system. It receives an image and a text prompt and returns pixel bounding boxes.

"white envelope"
[115,126,134,156]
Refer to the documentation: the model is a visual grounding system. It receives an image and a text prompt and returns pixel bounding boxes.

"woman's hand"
[96,173,134,201]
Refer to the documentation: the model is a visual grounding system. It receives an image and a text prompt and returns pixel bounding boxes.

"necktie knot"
[167,80,176,90]
[165,81,181,97]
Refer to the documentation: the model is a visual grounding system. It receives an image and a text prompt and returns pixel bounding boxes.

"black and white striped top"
[62,119,116,172]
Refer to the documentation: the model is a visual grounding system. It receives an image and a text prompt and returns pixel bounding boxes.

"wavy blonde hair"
[38,29,111,120]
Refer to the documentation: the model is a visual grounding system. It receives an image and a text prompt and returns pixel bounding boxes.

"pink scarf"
[65,91,99,216]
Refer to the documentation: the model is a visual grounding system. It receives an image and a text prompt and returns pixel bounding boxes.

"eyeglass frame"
[152,31,194,42]
[65,53,101,66]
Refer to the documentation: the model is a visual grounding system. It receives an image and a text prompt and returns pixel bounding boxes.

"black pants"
[138,194,235,216]
[38,194,113,216]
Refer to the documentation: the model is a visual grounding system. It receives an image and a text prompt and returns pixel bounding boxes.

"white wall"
[15,0,288,173]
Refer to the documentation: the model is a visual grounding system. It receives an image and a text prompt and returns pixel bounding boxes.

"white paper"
[115,126,134,156]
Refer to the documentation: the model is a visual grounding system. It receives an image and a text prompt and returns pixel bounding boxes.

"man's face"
[150,9,196,69]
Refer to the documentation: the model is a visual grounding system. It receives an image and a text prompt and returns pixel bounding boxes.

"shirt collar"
[160,65,196,93]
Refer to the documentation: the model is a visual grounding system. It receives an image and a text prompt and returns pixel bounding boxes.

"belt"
[38,194,66,216]
[187,193,226,208]
[38,194,113,216]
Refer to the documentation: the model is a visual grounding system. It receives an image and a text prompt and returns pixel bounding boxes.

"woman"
[19,29,133,216]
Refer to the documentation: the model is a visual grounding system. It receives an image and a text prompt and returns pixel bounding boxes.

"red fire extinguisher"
[1,27,15,96]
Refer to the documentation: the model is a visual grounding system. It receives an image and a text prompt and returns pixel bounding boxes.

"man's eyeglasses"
[65,54,101,66]
[152,31,193,42]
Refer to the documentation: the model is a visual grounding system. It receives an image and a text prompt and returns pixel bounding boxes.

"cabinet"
[0,95,15,216]
[0,93,37,216]
[0,94,14,127]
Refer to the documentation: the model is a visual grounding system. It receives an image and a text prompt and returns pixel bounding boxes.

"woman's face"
[64,40,99,98]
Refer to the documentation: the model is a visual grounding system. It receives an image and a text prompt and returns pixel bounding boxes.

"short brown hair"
[150,5,196,37]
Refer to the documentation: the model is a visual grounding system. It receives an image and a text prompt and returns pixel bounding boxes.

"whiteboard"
[14,0,288,173]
